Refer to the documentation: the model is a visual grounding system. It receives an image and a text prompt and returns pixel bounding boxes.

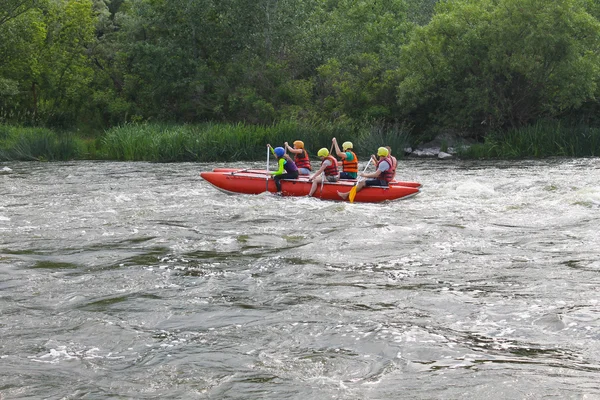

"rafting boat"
[201,168,420,203]
[211,168,422,189]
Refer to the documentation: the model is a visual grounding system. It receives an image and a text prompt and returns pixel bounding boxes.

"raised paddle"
[319,143,335,196]
[348,157,372,203]
[265,145,270,192]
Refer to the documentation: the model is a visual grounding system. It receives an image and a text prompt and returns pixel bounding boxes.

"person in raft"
[339,146,393,200]
[268,144,299,195]
[332,137,358,179]
[386,146,398,180]
[307,147,339,197]
[284,140,312,176]
[371,145,397,181]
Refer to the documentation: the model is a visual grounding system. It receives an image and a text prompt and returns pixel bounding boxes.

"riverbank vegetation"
[0,125,93,161]
[1,120,411,161]
[1,0,600,161]
[460,123,600,159]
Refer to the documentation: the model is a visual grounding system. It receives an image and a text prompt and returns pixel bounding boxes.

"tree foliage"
[0,0,96,127]
[314,0,413,121]
[0,0,40,27]
[398,0,600,133]
[1,0,600,139]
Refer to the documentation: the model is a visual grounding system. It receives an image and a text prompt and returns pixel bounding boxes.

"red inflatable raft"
[201,168,421,203]
[211,168,422,189]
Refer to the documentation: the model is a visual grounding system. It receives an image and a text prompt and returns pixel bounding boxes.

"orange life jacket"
[342,151,358,173]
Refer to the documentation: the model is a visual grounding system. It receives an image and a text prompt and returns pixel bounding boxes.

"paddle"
[348,157,373,203]
[265,145,270,192]
[247,169,273,175]
[232,169,298,176]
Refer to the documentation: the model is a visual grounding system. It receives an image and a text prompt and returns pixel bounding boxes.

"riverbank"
[0,121,411,162]
[2,121,600,162]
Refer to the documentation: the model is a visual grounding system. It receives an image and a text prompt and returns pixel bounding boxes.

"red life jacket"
[323,155,339,176]
[294,150,311,170]
[377,156,394,182]
[342,151,358,173]
[390,156,397,179]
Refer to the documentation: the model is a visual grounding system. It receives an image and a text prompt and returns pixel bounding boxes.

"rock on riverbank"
[404,133,474,159]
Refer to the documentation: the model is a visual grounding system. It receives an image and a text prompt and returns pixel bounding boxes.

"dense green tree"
[397,0,600,134]
[0,0,96,127]
[405,0,438,25]
[0,0,39,26]
[84,0,133,127]
[0,1,46,122]
[2,0,600,136]
[583,0,600,19]
[101,0,328,124]
[39,0,96,127]
[313,0,413,121]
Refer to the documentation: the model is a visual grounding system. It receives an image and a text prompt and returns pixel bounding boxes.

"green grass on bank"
[100,120,412,162]
[0,125,95,161]
[2,120,600,162]
[459,122,600,159]
[0,120,412,162]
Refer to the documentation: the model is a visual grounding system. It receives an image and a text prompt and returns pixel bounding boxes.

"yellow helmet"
[317,148,329,157]
[342,141,353,151]
[293,140,304,149]
[377,147,389,157]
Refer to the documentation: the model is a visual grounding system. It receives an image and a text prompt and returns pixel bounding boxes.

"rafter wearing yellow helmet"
[338,145,394,201]
[307,147,339,197]
[331,137,358,179]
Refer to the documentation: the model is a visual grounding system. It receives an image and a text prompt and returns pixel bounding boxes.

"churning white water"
[1,159,599,399]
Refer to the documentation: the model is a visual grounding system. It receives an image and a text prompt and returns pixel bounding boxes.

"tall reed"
[13,119,599,162]
[0,125,85,161]
[459,122,600,159]
[100,120,370,162]
[358,122,412,158]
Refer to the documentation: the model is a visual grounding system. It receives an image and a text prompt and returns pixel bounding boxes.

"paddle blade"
[348,185,358,203]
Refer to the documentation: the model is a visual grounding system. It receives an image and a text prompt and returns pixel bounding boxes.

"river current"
[1,159,599,399]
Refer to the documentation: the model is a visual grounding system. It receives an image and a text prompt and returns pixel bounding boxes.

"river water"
[1,159,599,399]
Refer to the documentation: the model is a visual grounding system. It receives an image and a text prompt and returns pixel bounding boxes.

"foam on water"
[1,159,600,399]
